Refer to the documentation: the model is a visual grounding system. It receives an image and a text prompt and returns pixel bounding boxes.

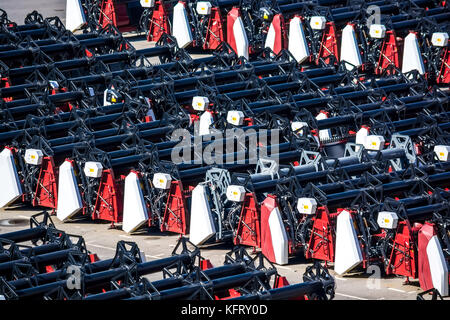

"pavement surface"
[0,1,444,301]
[0,206,428,300]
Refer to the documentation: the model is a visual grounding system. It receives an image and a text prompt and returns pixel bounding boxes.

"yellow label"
[437,38,442,42]
[315,22,319,25]
[111,97,116,103]
[440,152,445,157]
[375,30,380,34]
[197,102,202,107]
[89,168,94,173]
[384,219,390,224]
[304,205,309,209]
[159,179,164,184]
[232,117,237,121]
[263,14,269,20]
[372,141,377,146]
[233,191,238,196]
[31,155,36,159]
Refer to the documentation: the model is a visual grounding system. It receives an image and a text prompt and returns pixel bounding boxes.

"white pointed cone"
[0,148,23,208]
[402,32,425,75]
[334,210,363,274]
[199,112,213,136]
[288,17,310,63]
[340,24,362,70]
[233,16,249,59]
[56,160,83,222]
[122,172,149,233]
[189,185,216,245]
[426,235,449,296]
[267,206,289,265]
[172,2,193,48]
[65,0,86,32]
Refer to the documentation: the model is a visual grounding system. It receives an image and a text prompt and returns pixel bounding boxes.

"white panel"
[402,33,425,75]
[65,0,86,32]
[296,198,317,215]
[122,172,149,234]
[268,207,289,265]
[199,112,214,136]
[288,17,310,63]
[340,24,362,70]
[226,185,246,202]
[377,211,398,229]
[140,0,155,8]
[264,22,276,52]
[0,148,23,208]
[189,185,216,245]
[426,235,449,296]
[233,16,249,59]
[334,210,363,275]
[56,160,83,222]
[172,2,193,48]
[434,145,450,162]
[24,149,43,165]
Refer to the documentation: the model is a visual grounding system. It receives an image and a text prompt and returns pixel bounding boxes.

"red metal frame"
[375,30,400,75]
[233,192,260,248]
[317,22,339,65]
[203,7,224,50]
[92,169,123,224]
[160,180,189,234]
[147,0,170,42]
[32,156,58,210]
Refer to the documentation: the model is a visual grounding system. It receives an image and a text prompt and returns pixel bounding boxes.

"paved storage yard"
[0,205,426,300]
[0,0,446,301]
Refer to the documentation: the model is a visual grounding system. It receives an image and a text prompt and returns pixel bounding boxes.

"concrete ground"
[0,205,429,300]
[0,1,444,301]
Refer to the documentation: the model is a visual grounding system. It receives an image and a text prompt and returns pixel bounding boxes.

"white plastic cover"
[172,2,193,48]
[153,173,172,190]
[233,16,249,59]
[226,110,245,126]
[426,235,449,296]
[122,172,149,233]
[316,112,332,141]
[199,112,214,136]
[377,211,399,229]
[402,32,425,75]
[340,24,362,70]
[226,185,246,202]
[140,0,155,8]
[364,135,385,151]
[334,210,363,275]
[0,148,23,208]
[355,127,369,145]
[56,160,83,222]
[24,149,44,165]
[431,32,449,47]
[288,17,310,63]
[310,16,326,30]
[83,161,103,178]
[65,0,86,32]
[196,1,212,15]
[369,24,386,39]
[434,145,450,162]
[268,206,289,265]
[296,198,317,215]
[189,185,216,245]
[264,20,276,52]
[192,96,209,111]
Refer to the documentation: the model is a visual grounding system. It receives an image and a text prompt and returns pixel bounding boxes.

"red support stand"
[92,169,123,224]
[161,180,189,235]
[32,156,58,210]
[234,192,260,248]
[147,0,170,42]
[317,22,339,65]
